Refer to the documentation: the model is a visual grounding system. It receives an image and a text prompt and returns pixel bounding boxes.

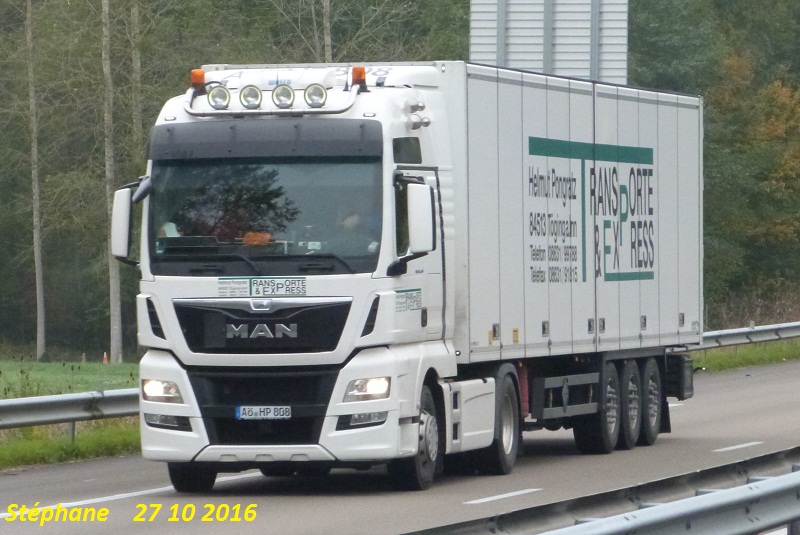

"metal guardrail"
[0,388,139,430]
[696,320,800,350]
[545,467,800,535]
[412,449,800,535]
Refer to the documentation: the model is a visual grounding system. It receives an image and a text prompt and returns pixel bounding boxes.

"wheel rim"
[627,376,640,430]
[499,392,515,455]
[605,377,618,435]
[419,409,439,463]
[646,373,660,428]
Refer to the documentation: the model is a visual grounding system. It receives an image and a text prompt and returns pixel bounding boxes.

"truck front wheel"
[389,385,440,491]
[477,368,520,475]
[167,462,217,493]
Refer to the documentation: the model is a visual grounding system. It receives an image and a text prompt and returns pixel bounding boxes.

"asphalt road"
[2,359,799,535]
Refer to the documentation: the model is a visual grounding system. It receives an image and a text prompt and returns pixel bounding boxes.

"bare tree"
[266,0,414,63]
[322,0,332,62]
[26,0,46,361]
[102,0,123,363]
[130,0,143,156]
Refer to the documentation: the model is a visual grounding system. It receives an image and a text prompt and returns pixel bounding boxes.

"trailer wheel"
[638,358,662,446]
[389,385,440,490]
[477,368,520,475]
[617,360,642,450]
[573,362,620,454]
[167,462,217,493]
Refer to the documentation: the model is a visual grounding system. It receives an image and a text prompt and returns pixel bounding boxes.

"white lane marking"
[0,471,262,518]
[668,403,683,408]
[713,441,764,453]
[464,488,541,505]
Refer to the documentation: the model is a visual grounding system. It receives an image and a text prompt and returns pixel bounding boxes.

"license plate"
[236,406,292,420]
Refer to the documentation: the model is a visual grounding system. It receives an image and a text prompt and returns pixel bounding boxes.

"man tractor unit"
[112,61,700,492]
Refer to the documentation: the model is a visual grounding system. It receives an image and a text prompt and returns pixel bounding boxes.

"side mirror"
[407,183,435,254]
[387,180,436,277]
[111,188,135,264]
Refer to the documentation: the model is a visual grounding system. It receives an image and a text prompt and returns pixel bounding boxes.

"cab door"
[391,168,444,341]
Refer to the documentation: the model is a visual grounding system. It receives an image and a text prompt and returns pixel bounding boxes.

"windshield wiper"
[156,253,262,276]
[244,253,357,274]
[298,262,335,272]
[293,253,355,274]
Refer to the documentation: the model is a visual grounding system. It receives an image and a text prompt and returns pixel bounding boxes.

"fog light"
[304,84,327,108]
[239,85,262,109]
[207,86,231,110]
[272,84,295,109]
[144,413,191,431]
[336,411,388,430]
[350,411,388,426]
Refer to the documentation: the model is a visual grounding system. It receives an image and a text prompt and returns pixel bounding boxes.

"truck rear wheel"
[477,367,520,475]
[638,358,662,446]
[389,385,440,490]
[167,462,217,493]
[617,360,642,450]
[573,362,620,454]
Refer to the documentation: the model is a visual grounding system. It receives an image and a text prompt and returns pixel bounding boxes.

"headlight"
[304,84,327,108]
[272,84,295,109]
[239,85,262,109]
[207,86,231,110]
[142,379,184,403]
[343,377,391,402]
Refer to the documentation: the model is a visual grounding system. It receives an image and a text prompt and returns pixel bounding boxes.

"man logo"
[226,323,299,339]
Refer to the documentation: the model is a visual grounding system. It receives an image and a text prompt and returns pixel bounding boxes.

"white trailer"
[113,61,701,492]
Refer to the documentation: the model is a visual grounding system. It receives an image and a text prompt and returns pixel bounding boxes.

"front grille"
[187,366,339,445]
[175,299,350,354]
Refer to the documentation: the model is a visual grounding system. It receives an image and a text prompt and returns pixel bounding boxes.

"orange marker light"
[352,66,368,92]
[190,69,206,90]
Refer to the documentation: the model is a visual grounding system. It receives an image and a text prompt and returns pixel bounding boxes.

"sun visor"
[149,118,382,160]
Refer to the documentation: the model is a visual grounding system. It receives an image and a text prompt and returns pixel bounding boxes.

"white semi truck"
[112,61,700,492]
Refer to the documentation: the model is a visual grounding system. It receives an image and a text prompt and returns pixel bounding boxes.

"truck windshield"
[148,157,383,276]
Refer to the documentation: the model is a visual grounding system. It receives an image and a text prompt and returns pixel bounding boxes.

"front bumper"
[139,348,417,464]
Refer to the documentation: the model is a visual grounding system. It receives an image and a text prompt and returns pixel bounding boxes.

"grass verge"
[0,361,138,399]
[692,338,800,372]
[0,418,139,471]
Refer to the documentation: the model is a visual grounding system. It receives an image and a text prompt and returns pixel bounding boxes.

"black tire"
[389,385,440,491]
[638,358,663,446]
[259,463,295,477]
[573,362,621,454]
[167,462,217,493]
[617,360,642,450]
[477,367,520,475]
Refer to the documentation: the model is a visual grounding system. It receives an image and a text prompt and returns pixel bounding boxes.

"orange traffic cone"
[103,352,108,364]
